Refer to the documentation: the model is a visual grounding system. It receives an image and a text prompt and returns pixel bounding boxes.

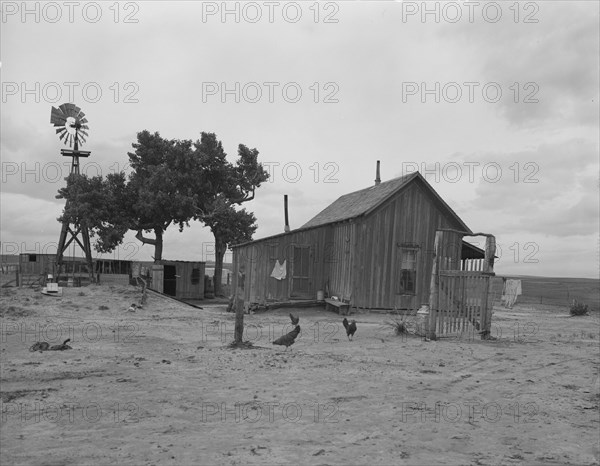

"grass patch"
[382,315,419,336]
[570,300,589,316]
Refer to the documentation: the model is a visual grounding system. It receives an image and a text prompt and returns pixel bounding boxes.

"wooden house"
[231,169,488,312]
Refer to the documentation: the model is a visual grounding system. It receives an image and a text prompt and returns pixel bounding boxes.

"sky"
[1,0,599,279]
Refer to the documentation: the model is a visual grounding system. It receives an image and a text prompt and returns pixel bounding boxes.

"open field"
[491,276,600,311]
[1,283,599,465]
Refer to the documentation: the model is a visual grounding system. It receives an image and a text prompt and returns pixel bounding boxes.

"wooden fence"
[428,230,496,339]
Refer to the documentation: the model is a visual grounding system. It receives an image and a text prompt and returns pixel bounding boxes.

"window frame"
[397,245,419,295]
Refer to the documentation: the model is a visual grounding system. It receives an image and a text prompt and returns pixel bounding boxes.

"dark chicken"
[343,318,357,341]
[289,312,299,325]
[29,339,72,352]
[49,339,72,351]
[272,325,300,350]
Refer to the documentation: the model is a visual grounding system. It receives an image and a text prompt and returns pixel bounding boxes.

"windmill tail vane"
[50,103,89,148]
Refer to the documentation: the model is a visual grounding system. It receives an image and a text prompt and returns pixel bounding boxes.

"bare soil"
[1,284,598,465]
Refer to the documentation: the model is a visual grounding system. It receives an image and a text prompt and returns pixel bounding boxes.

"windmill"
[50,103,94,283]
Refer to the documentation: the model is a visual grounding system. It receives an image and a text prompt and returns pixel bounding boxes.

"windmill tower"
[50,103,94,283]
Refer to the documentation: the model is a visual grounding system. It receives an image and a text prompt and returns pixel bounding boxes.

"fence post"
[428,231,443,340]
[480,235,496,339]
[484,235,496,274]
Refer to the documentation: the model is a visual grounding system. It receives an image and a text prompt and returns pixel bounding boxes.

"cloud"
[439,2,600,128]
[453,139,599,237]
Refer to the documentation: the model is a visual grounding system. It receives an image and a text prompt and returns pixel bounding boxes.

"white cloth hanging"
[270,260,287,280]
[501,279,522,308]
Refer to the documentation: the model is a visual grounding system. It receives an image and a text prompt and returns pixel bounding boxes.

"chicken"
[29,339,72,352]
[289,312,299,325]
[343,318,357,341]
[49,339,72,351]
[273,325,300,350]
[29,341,50,352]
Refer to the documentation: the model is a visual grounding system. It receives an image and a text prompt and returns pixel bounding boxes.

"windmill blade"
[50,106,68,126]
[59,103,76,115]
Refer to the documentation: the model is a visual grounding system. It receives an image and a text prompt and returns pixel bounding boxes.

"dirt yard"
[1,284,598,465]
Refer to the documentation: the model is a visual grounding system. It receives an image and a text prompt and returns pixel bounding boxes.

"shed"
[231,170,487,312]
[18,253,57,286]
[18,253,93,286]
[148,260,206,300]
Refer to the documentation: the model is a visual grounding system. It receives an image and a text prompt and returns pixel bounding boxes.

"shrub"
[570,300,589,316]
[383,316,415,336]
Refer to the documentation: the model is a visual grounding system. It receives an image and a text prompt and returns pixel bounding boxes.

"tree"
[56,172,130,253]
[58,131,200,262]
[191,133,269,295]
[127,131,199,261]
[202,199,257,296]
[58,129,269,285]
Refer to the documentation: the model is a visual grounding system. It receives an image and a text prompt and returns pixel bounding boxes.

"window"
[28,254,37,262]
[191,268,200,285]
[398,248,417,294]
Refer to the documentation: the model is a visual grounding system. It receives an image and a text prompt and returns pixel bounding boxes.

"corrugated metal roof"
[301,172,417,229]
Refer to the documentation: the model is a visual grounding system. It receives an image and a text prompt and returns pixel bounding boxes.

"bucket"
[316,290,324,301]
[416,304,430,336]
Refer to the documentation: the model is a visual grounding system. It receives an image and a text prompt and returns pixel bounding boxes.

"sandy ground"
[1,284,599,466]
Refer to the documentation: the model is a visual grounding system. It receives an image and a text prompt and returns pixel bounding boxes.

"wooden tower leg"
[55,207,95,284]
[81,221,94,282]
[55,217,70,281]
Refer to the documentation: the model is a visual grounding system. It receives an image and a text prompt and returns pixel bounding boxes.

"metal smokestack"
[284,195,290,232]
[375,160,381,185]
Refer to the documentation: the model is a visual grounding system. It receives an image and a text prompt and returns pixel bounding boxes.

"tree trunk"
[214,236,226,297]
[154,228,163,262]
[135,228,164,262]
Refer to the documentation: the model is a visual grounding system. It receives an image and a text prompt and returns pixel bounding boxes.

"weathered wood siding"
[233,228,331,305]
[174,261,205,300]
[18,253,57,286]
[152,261,205,299]
[233,178,468,311]
[351,181,465,310]
[323,222,356,301]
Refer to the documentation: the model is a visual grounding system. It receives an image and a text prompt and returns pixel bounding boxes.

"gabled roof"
[301,171,471,233]
[232,171,472,248]
[301,173,416,229]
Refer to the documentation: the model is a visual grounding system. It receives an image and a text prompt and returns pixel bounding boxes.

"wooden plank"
[151,265,164,293]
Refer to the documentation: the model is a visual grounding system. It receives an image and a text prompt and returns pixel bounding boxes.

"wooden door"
[291,246,310,298]
[163,265,177,296]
